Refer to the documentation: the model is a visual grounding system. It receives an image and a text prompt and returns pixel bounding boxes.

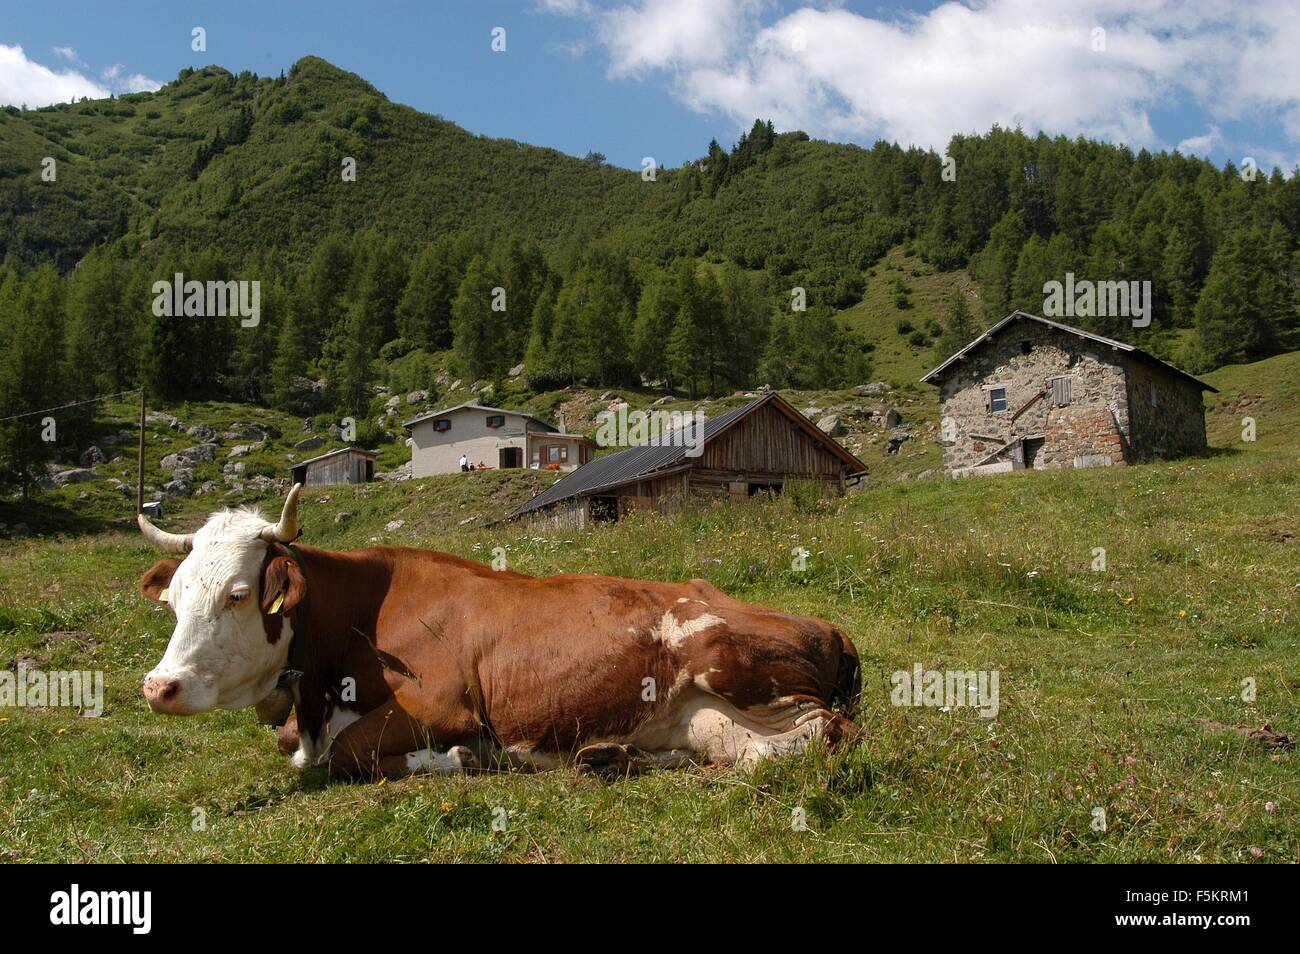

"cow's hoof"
[576,742,632,775]
[448,745,479,772]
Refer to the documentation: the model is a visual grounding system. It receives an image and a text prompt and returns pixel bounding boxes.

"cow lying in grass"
[137,485,861,778]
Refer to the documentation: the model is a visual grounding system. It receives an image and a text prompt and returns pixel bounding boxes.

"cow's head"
[137,484,305,715]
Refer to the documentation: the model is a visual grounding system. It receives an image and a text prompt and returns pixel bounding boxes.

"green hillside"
[1203,350,1300,451]
[0,59,665,271]
[2,54,1298,506]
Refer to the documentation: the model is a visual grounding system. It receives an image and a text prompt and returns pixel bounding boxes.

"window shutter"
[1052,377,1072,406]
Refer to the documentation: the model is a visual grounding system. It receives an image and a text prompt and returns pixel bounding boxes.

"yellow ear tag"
[269,593,285,614]
[158,587,170,603]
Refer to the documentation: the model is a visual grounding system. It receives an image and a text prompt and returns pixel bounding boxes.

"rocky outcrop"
[816,414,845,437]
[223,422,281,441]
[160,444,217,471]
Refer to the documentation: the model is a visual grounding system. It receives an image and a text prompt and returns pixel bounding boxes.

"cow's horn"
[262,483,302,543]
[137,512,195,553]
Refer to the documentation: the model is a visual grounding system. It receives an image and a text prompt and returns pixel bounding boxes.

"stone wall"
[936,321,1130,473]
[1124,357,1208,460]
[1043,405,1125,467]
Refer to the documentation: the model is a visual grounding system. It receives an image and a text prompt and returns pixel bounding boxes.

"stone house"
[404,403,593,478]
[921,311,1216,477]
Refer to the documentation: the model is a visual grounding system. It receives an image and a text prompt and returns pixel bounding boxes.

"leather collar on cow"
[253,536,308,728]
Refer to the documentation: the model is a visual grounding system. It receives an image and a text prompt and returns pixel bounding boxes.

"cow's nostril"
[143,676,184,712]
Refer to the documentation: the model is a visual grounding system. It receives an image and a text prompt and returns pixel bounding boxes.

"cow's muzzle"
[142,674,189,714]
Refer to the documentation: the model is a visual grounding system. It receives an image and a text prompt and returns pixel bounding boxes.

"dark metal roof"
[511,392,866,518]
[920,311,1218,393]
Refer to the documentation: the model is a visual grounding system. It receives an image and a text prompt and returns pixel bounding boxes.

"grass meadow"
[0,354,1295,862]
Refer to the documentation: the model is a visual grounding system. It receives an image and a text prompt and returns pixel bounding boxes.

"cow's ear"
[141,559,182,605]
[261,555,306,615]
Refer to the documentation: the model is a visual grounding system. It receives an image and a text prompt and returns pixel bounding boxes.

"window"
[433,419,451,432]
[485,414,505,428]
[987,387,1008,412]
[546,445,568,463]
[1050,376,1073,406]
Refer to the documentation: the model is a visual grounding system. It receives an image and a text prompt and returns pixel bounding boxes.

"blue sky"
[2,1,1297,173]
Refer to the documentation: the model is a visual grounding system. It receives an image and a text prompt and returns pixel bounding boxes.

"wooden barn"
[289,447,377,487]
[511,392,866,527]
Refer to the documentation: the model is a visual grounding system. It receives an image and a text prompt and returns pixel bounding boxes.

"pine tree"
[716,263,770,389]
[667,305,703,399]
[547,290,583,386]
[334,299,378,417]
[270,299,311,411]
[0,267,66,495]
[491,236,549,363]
[758,313,796,388]
[1162,228,1198,327]
[396,236,474,351]
[1195,226,1283,364]
[451,255,507,383]
[522,283,559,390]
[971,210,1026,317]
[932,291,978,361]
[631,269,679,386]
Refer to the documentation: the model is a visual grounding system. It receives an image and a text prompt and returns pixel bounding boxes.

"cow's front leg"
[325,704,478,780]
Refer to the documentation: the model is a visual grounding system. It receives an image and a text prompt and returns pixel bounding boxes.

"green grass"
[0,359,1296,862]
[838,245,977,389]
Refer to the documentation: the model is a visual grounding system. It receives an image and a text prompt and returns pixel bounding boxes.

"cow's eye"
[228,588,250,607]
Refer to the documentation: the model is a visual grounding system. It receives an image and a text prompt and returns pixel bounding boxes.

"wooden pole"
[136,389,145,514]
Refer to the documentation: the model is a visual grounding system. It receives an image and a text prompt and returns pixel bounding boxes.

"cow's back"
[364,550,856,757]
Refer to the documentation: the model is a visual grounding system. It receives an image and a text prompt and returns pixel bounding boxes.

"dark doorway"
[499,447,522,469]
[1023,437,1045,469]
[748,481,783,496]
[589,496,618,522]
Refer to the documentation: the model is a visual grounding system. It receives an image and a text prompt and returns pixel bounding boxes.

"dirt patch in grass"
[1193,719,1294,751]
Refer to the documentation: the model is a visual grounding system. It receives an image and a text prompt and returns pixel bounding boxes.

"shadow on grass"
[1181,444,1243,460]
[0,497,123,538]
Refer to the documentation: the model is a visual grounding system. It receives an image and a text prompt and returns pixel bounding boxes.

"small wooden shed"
[511,392,866,527]
[290,447,377,487]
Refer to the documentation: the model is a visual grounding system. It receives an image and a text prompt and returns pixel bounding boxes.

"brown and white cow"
[137,485,861,778]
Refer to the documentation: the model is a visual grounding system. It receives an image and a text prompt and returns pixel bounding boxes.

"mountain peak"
[287,56,383,98]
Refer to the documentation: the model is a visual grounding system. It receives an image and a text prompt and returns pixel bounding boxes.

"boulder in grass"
[816,415,845,437]
[51,468,98,487]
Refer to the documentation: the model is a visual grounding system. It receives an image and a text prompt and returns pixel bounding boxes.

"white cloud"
[537,0,595,14]
[119,73,162,94]
[0,43,108,105]
[102,64,162,94]
[1177,125,1223,157]
[598,0,762,78]
[564,0,1300,163]
[0,44,161,107]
